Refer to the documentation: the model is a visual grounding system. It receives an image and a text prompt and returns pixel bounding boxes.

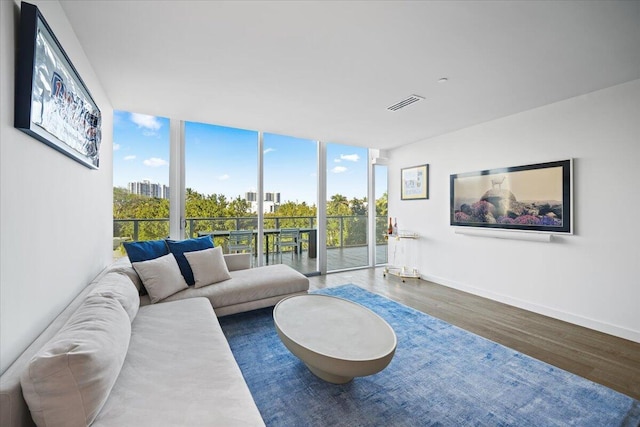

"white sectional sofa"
[0,253,309,427]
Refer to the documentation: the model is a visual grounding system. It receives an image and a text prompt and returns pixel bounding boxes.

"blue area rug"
[219,285,640,426]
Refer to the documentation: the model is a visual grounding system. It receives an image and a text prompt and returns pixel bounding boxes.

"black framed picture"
[401,164,429,200]
[450,159,572,233]
[15,1,101,169]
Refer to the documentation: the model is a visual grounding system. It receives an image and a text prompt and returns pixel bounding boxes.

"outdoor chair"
[274,228,300,261]
[297,229,309,253]
[228,230,254,256]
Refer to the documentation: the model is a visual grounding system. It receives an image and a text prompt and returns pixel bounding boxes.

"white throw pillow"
[132,253,188,303]
[184,246,232,288]
[21,295,131,427]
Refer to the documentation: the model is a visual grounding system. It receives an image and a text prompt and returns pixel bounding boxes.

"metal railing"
[113,215,389,252]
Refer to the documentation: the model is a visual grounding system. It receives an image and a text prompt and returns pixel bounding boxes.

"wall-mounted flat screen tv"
[450,159,572,234]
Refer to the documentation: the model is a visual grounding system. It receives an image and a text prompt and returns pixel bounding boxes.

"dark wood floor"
[308,267,640,401]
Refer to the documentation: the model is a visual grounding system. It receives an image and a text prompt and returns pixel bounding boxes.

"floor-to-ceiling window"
[184,121,258,248]
[113,116,386,274]
[263,133,318,274]
[326,143,369,271]
[112,111,170,257]
[375,164,388,265]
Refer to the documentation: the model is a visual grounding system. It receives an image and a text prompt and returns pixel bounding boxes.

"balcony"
[114,215,389,273]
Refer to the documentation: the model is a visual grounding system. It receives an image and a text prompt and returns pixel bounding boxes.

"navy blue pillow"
[165,235,214,286]
[123,239,169,263]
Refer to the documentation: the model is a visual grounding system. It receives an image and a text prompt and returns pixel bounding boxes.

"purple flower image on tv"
[539,216,561,226]
[471,201,495,217]
[514,215,541,225]
[497,216,515,224]
[455,212,472,222]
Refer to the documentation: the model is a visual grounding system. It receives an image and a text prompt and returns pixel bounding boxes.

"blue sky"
[113,111,386,204]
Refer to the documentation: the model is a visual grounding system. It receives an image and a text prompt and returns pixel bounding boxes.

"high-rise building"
[128,180,169,199]
[244,191,280,213]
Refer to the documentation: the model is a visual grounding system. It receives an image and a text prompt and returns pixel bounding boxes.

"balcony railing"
[113,215,389,253]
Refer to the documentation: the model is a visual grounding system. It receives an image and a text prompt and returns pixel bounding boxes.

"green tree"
[113,187,169,242]
[184,189,255,238]
[327,194,350,216]
[345,197,367,246]
[114,186,390,250]
[269,201,316,228]
[376,192,388,217]
[375,192,388,244]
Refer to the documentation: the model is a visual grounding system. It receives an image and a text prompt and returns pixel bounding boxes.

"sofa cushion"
[108,256,146,295]
[122,239,169,263]
[20,295,131,427]
[132,253,188,304]
[166,236,214,286]
[89,271,140,322]
[184,246,232,288]
[92,298,264,427]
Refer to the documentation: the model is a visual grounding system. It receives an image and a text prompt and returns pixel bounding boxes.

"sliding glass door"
[184,121,258,247]
[375,165,388,265]
[325,143,369,271]
[263,133,318,275]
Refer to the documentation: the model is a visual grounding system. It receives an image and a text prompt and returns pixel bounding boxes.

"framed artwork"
[401,164,429,200]
[15,2,102,169]
[450,159,572,233]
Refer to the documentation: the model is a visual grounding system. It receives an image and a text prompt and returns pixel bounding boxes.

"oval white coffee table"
[273,294,397,384]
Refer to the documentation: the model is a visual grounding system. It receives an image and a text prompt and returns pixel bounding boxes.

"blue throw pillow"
[165,235,214,286]
[123,239,169,263]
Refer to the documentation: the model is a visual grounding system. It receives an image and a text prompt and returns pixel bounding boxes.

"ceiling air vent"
[386,94,425,112]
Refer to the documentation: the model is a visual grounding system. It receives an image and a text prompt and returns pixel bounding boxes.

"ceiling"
[59,1,640,150]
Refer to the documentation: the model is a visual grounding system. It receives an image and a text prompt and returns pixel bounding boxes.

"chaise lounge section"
[111,252,310,316]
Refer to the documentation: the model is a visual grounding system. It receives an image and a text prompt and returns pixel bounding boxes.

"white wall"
[0,0,113,373]
[388,79,640,343]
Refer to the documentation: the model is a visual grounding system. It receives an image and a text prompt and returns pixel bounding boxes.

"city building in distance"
[245,191,280,213]
[128,180,169,199]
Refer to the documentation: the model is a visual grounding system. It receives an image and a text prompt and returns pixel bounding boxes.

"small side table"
[383,232,420,282]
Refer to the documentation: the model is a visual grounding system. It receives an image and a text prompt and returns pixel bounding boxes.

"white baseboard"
[420,273,640,344]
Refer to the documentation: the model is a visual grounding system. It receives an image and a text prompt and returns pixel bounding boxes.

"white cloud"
[264,147,276,154]
[113,143,120,151]
[340,154,360,162]
[124,155,136,161]
[331,166,348,174]
[334,158,341,163]
[143,157,168,167]
[130,113,161,131]
[218,174,230,181]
